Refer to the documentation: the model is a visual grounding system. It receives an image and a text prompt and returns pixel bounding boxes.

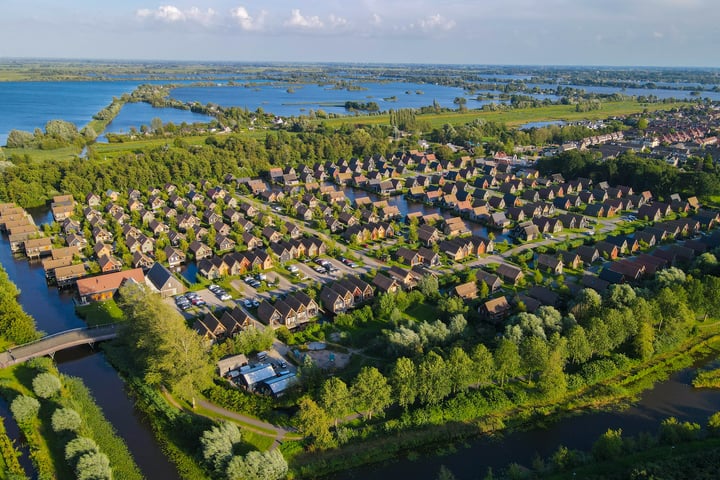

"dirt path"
[160,388,296,449]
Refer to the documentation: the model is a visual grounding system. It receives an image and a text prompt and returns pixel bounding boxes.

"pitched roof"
[76,268,146,296]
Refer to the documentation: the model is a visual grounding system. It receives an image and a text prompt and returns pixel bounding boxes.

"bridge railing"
[5,322,121,353]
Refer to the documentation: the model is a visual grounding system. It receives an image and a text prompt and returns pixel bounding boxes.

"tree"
[150,117,164,134]
[117,283,212,398]
[351,366,391,419]
[658,417,700,445]
[604,284,636,309]
[447,347,474,393]
[493,338,521,387]
[448,314,467,337]
[200,421,243,474]
[417,351,452,405]
[592,428,624,461]
[10,395,40,425]
[32,372,62,399]
[520,336,550,382]
[537,346,567,399]
[5,129,34,148]
[453,97,468,112]
[65,437,99,466]
[51,407,82,433]
[320,377,349,428]
[75,451,111,480]
[566,325,592,365]
[438,295,468,316]
[634,320,655,360]
[390,357,417,409]
[418,274,440,298]
[471,343,494,386]
[295,397,334,449]
[225,449,288,480]
[654,267,687,289]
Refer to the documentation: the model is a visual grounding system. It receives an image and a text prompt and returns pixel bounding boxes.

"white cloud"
[284,9,324,29]
[136,5,216,25]
[417,13,456,31]
[328,14,348,28]
[230,6,265,31]
[371,13,382,26]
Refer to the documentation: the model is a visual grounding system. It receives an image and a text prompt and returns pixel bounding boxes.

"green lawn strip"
[74,300,124,327]
[0,145,81,163]
[0,364,57,479]
[314,101,690,130]
[0,417,24,479]
[191,404,278,438]
[59,376,143,480]
[404,302,440,323]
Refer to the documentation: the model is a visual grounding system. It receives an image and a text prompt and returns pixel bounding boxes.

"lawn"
[404,302,440,323]
[314,100,691,130]
[75,300,124,326]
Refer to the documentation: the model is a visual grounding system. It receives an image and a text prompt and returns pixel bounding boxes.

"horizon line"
[1,57,719,70]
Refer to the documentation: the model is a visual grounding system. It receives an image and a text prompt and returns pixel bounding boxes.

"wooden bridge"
[0,324,119,368]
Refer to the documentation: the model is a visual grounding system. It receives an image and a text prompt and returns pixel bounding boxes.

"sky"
[0,0,718,67]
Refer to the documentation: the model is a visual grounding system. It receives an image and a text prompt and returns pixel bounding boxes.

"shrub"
[708,411,720,436]
[658,417,701,445]
[200,421,243,474]
[51,407,82,433]
[32,372,62,399]
[10,395,40,424]
[75,451,112,480]
[65,437,99,467]
[592,428,624,461]
[225,449,288,480]
[26,356,54,372]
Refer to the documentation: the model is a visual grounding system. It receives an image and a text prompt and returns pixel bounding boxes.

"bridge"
[0,323,120,368]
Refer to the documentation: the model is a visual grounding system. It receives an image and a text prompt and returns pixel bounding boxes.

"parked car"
[243,299,253,309]
[251,299,260,308]
[255,273,267,281]
[244,276,254,284]
[287,265,299,273]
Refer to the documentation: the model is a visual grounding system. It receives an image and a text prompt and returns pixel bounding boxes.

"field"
[316,100,691,129]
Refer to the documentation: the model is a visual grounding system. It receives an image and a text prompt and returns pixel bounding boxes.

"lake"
[169,81,475,117]
[0,81,142,146]
[99,102,214,141]
[3,75,715,147]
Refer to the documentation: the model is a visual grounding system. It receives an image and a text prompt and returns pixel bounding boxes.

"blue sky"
[0,0,717,66]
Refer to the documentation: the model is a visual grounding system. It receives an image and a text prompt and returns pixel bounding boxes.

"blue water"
[520,120,566,129]
[169,81,474,116]
[0,81,143,145]
[0,79,202,146]
[2,75,718,147]
[100,103,213,140]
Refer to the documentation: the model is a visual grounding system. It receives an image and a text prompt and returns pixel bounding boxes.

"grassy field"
[316,100,691,129]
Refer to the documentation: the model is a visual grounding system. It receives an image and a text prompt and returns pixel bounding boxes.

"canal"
[0,208,181,480]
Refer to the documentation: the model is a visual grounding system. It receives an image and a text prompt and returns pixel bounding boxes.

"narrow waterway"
[336,366,720,479]
[0,208,181,480]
